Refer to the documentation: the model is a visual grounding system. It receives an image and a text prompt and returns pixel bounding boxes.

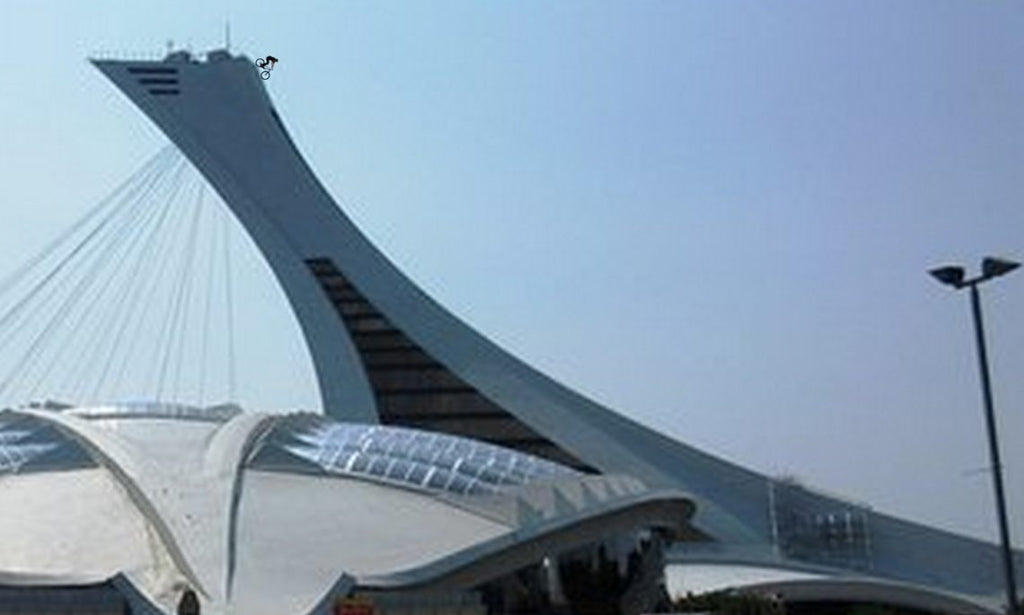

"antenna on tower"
[225,20,231,52]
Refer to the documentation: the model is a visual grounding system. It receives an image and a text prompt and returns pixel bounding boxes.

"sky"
[0,1,1023,546]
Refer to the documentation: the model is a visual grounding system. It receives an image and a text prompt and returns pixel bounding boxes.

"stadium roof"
[0,403,695,614]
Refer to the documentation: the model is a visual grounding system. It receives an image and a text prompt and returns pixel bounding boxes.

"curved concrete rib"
[17,409,285,612]
[667,561,1000,615]
[212,412,279,600]
[751,577,998,615]
[15,410,205,598]
[359,489,695,591]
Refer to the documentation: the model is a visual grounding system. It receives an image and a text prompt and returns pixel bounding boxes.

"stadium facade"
[0,48,1018,614]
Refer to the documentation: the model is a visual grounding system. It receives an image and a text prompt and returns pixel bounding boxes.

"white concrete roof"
[0,469,177,587]
[0,403,695,615]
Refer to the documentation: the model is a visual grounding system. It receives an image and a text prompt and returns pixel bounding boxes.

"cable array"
[0,146,240,409]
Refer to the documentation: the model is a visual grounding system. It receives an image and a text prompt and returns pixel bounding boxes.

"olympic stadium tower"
[0,48,1019,615]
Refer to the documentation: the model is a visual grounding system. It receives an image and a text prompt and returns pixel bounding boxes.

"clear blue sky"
[1,1,1022,545]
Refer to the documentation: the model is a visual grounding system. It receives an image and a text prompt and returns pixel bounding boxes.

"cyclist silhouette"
[255,55,279,80]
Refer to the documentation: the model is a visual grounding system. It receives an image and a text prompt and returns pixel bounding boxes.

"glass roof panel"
[66,402,242,422]
[247,414,578,496]
[0,413,96,474]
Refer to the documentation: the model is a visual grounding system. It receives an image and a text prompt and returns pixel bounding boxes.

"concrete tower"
[93,49,1021,613]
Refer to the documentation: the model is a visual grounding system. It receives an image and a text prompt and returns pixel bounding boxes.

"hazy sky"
[1,1,1022,546]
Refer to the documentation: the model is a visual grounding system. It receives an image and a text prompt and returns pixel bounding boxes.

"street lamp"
[930,256,1021,614]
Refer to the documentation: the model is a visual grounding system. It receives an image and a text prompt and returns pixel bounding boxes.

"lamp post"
[930,256,1020,614]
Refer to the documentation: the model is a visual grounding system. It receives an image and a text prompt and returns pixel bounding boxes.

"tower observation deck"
[91,49,1021,613]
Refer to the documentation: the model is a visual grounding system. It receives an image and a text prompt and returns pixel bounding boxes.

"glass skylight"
[0,413,95,474]
[66,402,242,422]
[248,414,578,496]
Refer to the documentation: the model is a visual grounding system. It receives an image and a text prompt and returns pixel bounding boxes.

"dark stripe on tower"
[305,257,591,471]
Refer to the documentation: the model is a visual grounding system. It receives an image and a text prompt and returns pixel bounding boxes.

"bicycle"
[255,55,279,80]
